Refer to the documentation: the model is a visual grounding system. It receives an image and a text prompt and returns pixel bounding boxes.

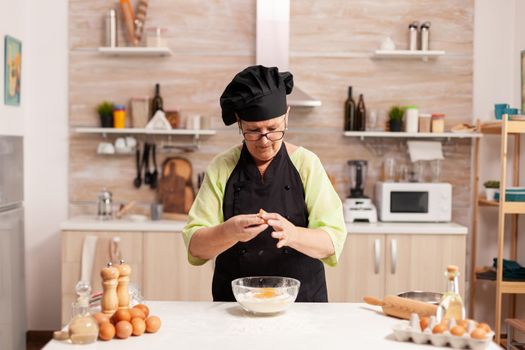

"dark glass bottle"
[355,94,366,131]
[150,83,164,119]
[344,86,356,131]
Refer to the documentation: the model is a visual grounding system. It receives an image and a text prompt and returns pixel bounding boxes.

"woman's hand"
[222,214,268,242]
[261,212,298,248]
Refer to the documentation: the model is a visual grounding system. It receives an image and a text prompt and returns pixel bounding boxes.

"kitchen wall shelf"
[73,127,215,152]
[372,50,445,61]
[74,127,215,136]
[343,131,481,141]
[470,116,524,344]
[480,120,525,134]
[97,47,172,56]
[478,197,499,207]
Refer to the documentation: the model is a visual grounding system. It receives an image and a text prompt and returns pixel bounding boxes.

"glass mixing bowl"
[231,276,300,315]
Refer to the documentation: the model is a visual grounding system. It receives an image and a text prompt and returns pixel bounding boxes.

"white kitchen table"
[43,302,501,350]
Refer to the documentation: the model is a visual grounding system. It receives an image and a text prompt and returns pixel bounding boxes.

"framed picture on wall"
[522,50,525,112]
[4,35,22,106]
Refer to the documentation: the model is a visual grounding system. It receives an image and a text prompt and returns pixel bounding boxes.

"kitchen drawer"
[143,232,214,301]
[326,233,466,302]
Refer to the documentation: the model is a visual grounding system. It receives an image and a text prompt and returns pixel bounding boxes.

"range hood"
[256,0,322,107]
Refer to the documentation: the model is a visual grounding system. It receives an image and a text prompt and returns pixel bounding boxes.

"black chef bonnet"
[220,65,294,126]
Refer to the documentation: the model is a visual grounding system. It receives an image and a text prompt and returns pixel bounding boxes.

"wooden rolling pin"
[115,200,136,219]
[363,295,437,320]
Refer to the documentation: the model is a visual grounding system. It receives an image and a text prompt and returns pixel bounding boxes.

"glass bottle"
[355,94,366,131]
[68,281,99,344]
[344,86,356,131]
[151,83,164,119]
[436,265,465,323]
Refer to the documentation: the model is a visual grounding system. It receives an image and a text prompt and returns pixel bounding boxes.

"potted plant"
[97,101,114,128]
[483,180,500,201]
[388,106,405,132]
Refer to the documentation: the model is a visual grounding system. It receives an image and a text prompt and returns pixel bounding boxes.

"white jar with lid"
[404,106,419,133]
[408,22,419,51]
[418,113,431,132]
[420,22,431,51]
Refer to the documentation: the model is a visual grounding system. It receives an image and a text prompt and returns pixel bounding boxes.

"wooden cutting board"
[158,157,195,214]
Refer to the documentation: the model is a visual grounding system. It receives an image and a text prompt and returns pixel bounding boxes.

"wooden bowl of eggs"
[392,313,494,350]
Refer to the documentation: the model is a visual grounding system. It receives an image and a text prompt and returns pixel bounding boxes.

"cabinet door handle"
[374,239,381,274]
[391,239,397,274]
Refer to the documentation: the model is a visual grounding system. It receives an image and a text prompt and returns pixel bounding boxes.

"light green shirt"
[182,144,347,266]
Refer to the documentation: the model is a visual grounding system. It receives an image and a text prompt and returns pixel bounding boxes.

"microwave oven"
[375,182,452,222]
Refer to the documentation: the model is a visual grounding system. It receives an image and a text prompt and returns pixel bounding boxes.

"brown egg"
[145,316,161,333]
[113,309,131,324]
[471,327,488,340]
[92,312,110,325]
[129,308,145,320]
[115,320,133,339]
[99,322,115,341]
[131,317,146,336]
[457,319,469,329]
[419,317,430,331]
[450,325,466,337]
[477,323,492,333]
[134,304,150,318]
[432,324,448,334]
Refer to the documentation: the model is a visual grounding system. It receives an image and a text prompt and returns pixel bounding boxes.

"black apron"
[212,142,328,302]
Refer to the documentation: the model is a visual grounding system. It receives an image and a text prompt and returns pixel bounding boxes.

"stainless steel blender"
[343,160,378,222]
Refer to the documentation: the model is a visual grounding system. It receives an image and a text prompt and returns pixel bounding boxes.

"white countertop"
[61,216,467,235]
[42,301,499,350]
[60,216,186,232]
[347,222,468,235]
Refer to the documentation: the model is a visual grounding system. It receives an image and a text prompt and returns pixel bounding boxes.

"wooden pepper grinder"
[117,259,132,309]
[100,262,119,315]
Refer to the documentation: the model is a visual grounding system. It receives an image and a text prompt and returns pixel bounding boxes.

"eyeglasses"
[242,130,286,141]
[240,119,287,142]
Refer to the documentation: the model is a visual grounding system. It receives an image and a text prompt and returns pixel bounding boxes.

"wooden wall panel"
[69,0,474,227]
[290,0,473,55]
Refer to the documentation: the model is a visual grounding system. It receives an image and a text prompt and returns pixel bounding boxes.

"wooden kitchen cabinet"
[325,234,385,302]
[325,234,466,302]
[143,232,214,301]
[384,235,466,296]
[61,230,214,325]
[61,230,143,324]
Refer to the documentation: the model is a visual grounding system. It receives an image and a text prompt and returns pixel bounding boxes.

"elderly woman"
[182,65,346,302]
